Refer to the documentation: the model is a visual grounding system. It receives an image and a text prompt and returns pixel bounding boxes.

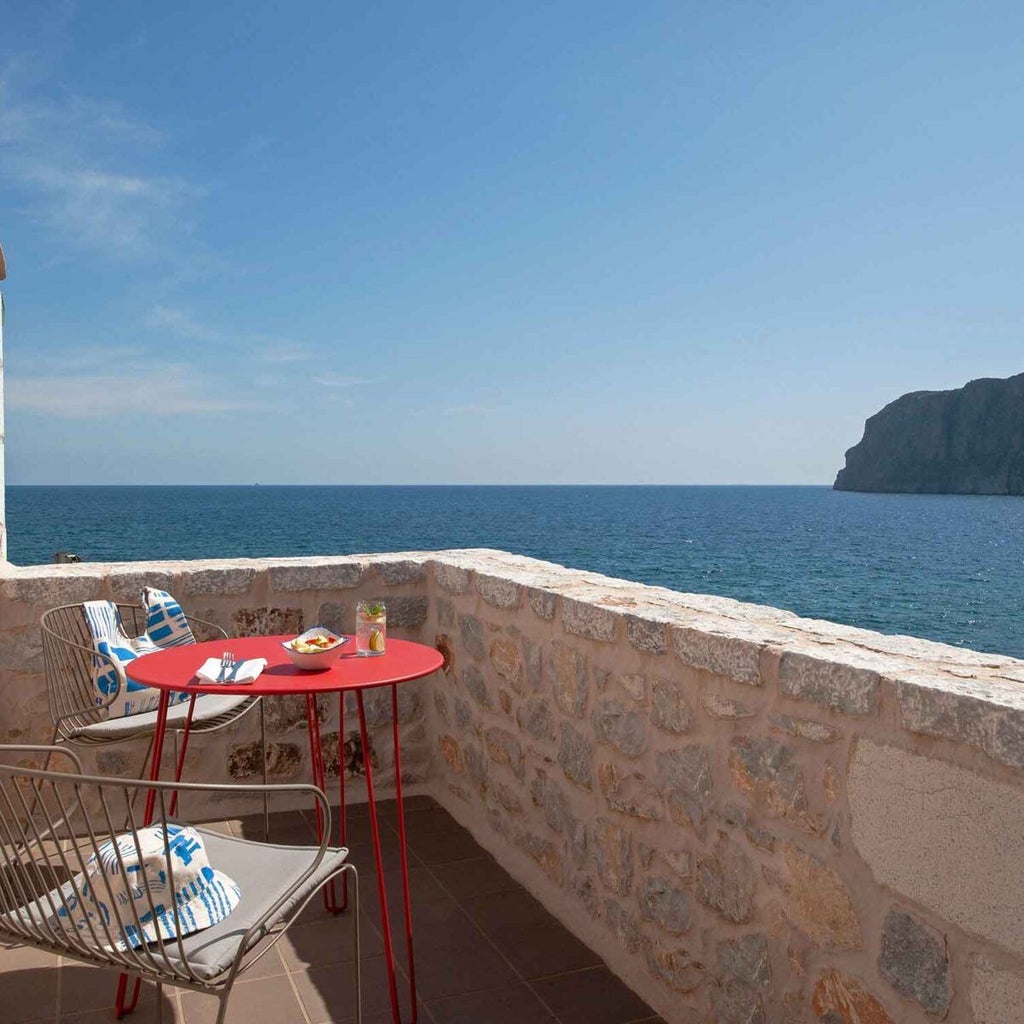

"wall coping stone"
[5,547,1024,762]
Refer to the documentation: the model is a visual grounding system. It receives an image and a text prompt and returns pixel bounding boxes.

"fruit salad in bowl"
[283,627,349,670]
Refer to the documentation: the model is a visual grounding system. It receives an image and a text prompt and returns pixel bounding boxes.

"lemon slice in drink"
[369,629,385,653]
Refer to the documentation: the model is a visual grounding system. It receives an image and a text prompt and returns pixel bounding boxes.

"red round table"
[125,635,444,1024]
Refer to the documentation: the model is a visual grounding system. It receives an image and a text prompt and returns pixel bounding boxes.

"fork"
[219,651,235,683]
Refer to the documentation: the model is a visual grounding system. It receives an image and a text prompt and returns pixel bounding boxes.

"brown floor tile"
[61,991,180,1024]
[234,943,288,981]
[0,942,60,972]
[463,889,556,934]
[428,855,522,900]
[178,973,305,1024]
[489,920,602,979]
[530,967,654,1024]
[0,959,58,1024]
[410,939,519,1002]
[58,965,159,1015]
[278,913,382,970]
[407,827,483,865]
[401,806,463,836]
[294,955,407,1022]
[427,981,558,1024]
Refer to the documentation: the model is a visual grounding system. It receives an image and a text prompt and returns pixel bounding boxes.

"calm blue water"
[6,485,1024,658]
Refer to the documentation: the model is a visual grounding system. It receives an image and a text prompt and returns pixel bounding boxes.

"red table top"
[125,635,444,696]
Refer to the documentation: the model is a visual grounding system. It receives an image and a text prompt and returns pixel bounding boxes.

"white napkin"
[195,657,268,685]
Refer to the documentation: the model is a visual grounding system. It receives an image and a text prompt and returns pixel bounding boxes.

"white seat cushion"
[70,693,256,740]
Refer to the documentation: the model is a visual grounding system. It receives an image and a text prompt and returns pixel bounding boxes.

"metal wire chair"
[0,745,361,1024]
[40,603,268,824]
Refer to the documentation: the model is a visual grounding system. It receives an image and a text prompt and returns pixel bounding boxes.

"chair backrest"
[40,603,147,737]
[0,746,329,991]
[0,745,205,984]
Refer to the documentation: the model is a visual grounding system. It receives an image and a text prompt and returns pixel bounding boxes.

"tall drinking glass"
[356,601,387,656]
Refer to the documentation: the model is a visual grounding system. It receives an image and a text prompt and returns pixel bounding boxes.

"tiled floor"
[2,796,664,1024]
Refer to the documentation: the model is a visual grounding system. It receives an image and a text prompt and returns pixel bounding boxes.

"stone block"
[598,763,664,822]
[604,899,643,954]
[3,571,105,606]
[877,909,951,1016]
[317,601,347,633]
[652,677,694,733]
[461,664,493,709]
[475,573,523,609]
[701,691,754,720]
[769,713,840,743]
[181,567,256,596]
[523,639,543,691]
[514,830,563,883]
[593,818,633,895]
[434,563,472,594]
[696,834,757,924]
[625,615,667,654]
[672,627,762,686]
[781,843,861,950]
[485,726,524,780]
[729,736,815,831]
[971,960,1024,1024]
[232,606,303,637]
[812,970,893,1023]
[528,588,558,620]
[458,614,486,660]
[377,559,426,585]
[848,739,1024,956]
[558,723,594,790]
[657,745,712,831]
[228,741,301,779]
[494,781,523,814]
[517,697,554,741]
[563,599,618,642]
[550,641,589,718]
[718,934,771,989]
[638,877,692,934]
[269,562,362,591]
[109,569,176,602]
[711,984,765,1024]
[384,595,429,628]
[489,638,523,690]
[644,944,705,994]
[262,694,316,733]
[896,681,1024,771]
[438,736,464,773]
[0,626,44,673]
[778,650,878,716]
[592,700,647,758]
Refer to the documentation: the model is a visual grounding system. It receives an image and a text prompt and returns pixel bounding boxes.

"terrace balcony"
[3,548,1024,1023]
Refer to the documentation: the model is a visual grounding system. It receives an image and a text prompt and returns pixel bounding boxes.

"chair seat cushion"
[165,827,350,980]
[70,693,256,740]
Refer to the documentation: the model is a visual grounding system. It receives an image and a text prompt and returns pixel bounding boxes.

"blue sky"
[2,1,1023,484]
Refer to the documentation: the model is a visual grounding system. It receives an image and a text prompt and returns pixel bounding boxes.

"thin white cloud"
[0,65,201,261]
[6,364,253,418]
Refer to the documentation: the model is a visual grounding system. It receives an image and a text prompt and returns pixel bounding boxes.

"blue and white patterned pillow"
[142,588,197,649]
[84,601,188,718]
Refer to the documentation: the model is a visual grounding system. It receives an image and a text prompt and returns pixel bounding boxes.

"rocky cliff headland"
[834,372,1024,494]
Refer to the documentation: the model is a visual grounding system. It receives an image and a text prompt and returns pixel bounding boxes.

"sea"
[6,485,1024,660]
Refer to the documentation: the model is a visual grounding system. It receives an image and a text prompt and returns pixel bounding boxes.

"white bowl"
[282,627,349,671]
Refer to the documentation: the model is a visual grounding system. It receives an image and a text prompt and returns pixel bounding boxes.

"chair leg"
[260,699,269,840]
[347,863,362,1024]
[214,991,231,1024]
[154,982,163,1024]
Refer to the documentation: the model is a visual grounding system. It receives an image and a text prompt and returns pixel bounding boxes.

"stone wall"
[3,548,1024,1022]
